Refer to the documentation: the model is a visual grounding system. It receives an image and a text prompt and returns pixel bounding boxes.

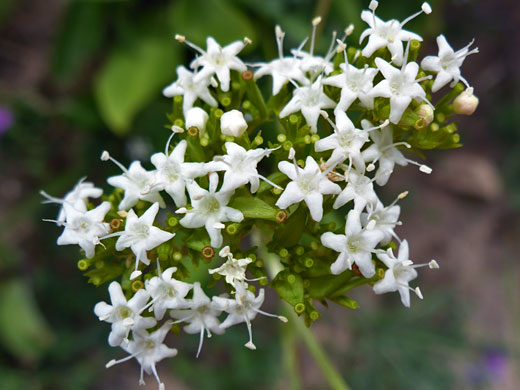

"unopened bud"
[185,107,208,133]
[453,88,479,115]
[415,103,434,126]
[220,109,248,137]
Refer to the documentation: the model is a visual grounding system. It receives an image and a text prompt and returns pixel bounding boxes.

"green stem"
[255,230,350,390]
[282,310,302,390]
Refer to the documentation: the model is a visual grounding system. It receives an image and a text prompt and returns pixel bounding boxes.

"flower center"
[297,172,319,194]
[118,306,133,320]
[162,160,180,182]
[200,195,221,215]
[131,222,150,240]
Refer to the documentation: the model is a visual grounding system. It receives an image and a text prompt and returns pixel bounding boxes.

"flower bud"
[220,109,248,137]
[185,107,208,133]
[415,103,434,126]
[453,88,479,115]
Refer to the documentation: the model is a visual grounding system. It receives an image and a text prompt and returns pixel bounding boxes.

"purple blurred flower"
[484,349,507,379]
[0,105,14,136]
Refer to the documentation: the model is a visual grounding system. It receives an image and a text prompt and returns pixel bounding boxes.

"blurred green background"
[1,0,519,389]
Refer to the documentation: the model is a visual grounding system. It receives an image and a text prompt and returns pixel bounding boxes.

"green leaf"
[270,269,304,307]
[94,34,179,135]
[306,271,354,299]
[0,279,54,362]
[52,3,107,83]
[185,229,211,252]
[229,196,278,220]
[170,0,256,45]
[275,204,307,247]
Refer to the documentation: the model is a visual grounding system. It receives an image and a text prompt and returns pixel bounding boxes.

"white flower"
[220,110,248,138]
[103,151,165,211]
[253,25,309,95]
[110,202,175,280]
[321,209,384,277]
[94,281,156,347]
[151,139,207,207]
[213,283,287,350]
[421,35,478,92]
[333,169,379,212]
[322,63,378,112]
[56,201,111,258]
[314,114,370,171]
[290,17,336,76]
[179,172,244,248]
[40,178,103,223]
[182,36,247,92]
[374,239,438,307]
[162,65,218,115]
[361,122,431,185]
[359,1,431,66]
[370,57,430,124]
[106,321,177,390]
[361,197,402,246]
[185,107,209,132]
[145,266,193,320]
[170,282,225,357]
[279,77,336,133]
[276,155,341,222]
[207,142,274,193]
[208,246,253,285]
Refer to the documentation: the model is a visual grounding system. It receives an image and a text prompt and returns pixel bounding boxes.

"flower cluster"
[42,2,478,388]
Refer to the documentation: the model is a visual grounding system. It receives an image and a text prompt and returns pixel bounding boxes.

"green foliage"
[94,34,179,135]
[170,0,256,46]
[0,279,54,362]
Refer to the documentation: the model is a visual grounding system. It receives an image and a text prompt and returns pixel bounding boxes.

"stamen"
[369,1,378,28]
[105,351,140,368]
[345,24,355,36]
[253,307,288,322]
[429,259,439,269]
[310,16,322,56]
[257,173,283,190]
[100,151,129,175]
[275,25,285,59]
[196,327,205,358]
[42,218,66,226]
[175,34,205,55]
[400,3,430,27]
[243,314,256,350]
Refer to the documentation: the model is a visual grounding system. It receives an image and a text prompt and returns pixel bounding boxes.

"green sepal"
[330,295,360,310]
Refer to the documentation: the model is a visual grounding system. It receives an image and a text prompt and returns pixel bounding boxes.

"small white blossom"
[220,110,248,138]
[185,107,209,132]
[279,77,336,133]
[361,198,402,246]
[162,65,218,115]
[145,266,193,320]
[370,57,430,124]
[179,173,244,248]
[151,139,207,207]
[40,178,103,223]
[170,282,224,358]
[314,114,370,171]
[106,321,177,390]
[213,283,287,350]
[362,122,431,185]
[209,246,253,285]
[276,156,341,222]
[253,25,309,95]
[184,36,247,92]
[333,168,379,212]
[421,35,478,92]
[110,202,175,280]
[321,209,384,277]
[323,63,378,112]
[359,1,430,66]
[94,281,156,347]
[56,201,111,258]
[207,142,274,193]
[374,239,436,307]
[104,152,165,211]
